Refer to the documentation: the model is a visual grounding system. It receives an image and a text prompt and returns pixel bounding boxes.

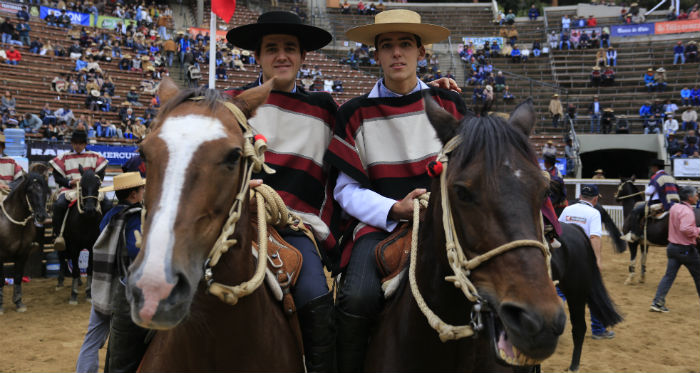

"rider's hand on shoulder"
[389,188,427,221]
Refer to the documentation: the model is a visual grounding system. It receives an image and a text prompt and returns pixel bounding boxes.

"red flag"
[212,0,236,23]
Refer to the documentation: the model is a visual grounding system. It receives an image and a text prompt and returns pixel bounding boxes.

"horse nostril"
[552,307,566,335]
[167,273,191,306]
[500,302,544,336]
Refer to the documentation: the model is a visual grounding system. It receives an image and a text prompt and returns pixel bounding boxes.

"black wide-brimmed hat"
[71,130,88,144]
[650,158,665,168]
[543,153,558,164]
[226,11,332,52]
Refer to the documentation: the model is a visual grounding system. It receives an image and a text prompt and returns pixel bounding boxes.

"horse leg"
[640,244,648,284]
[566,296,587,372]
[625,243,638,285]
[69,252,80,305]
[56,250,66,290]
[13,255,27,312]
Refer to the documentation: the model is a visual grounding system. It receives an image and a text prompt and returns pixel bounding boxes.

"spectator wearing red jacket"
[587,15,598,26]
[5,45,21,65]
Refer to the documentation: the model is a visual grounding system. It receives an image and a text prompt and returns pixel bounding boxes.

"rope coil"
[0,195,33,226]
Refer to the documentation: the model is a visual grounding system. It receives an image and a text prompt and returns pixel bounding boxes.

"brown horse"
[365,99,566,372]
[126,77,304,371]
[0,163,50,314]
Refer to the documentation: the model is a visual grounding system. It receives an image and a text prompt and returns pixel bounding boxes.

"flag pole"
[208,10,217,89]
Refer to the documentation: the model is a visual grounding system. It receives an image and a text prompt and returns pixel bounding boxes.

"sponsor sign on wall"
[610,23,655,37]
[0,1,22,13]
[673,157,700,177]
[96,15,137,29]
[27,141,138,165]
[655,19,700,35]
[39,6,91,26]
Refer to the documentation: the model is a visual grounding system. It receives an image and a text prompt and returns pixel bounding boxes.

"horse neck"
[3,180,30,219]
[621,184,642,213]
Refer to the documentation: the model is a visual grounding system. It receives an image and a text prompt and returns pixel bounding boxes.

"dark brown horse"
[365,99,566,372]
[126,77,304,371]
[0,163,50,314]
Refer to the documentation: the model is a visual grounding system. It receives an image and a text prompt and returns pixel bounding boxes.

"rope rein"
[407,135,551,342]
[0,195,33,226]
[614,181,645,200]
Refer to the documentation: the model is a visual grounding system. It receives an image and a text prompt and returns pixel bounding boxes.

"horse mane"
[451,114,537,188]
[6,168,49,199]
[153,87,248,132]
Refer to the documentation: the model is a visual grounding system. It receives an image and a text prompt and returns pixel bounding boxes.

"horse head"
[78,165,101,215]
[615,176,641,202]
[423,97,566,366]
[25,163,50,224]
[127,77,273,329]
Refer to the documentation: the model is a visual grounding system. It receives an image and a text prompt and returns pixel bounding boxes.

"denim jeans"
[652,244,700,306]
[283,232,329,309]
[106,283,149,373]
[590,113,601,133]
[166,51,174,67]
[607,57,616,66]
[674,53,686,64]
[76,306,110,373]
[1,33,11,44]
[336,231,388,318]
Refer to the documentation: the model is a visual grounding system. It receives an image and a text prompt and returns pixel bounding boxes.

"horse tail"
[586,241,624,328]
[595,203,626,253]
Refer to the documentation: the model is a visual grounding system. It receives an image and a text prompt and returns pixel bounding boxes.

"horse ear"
[423,93,460,145]
[235,77,273,119]
[157,76,179,106]
[29,162,49,176]
[509,99,537,136]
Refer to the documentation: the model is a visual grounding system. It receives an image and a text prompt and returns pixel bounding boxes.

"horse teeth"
[499,349,507,361]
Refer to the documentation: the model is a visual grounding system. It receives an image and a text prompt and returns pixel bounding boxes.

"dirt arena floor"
[1,239,699,372]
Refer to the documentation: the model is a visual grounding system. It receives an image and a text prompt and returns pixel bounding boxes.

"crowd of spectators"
[340,0,385,15]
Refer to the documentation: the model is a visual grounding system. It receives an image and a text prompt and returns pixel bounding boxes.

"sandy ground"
[1,240,699,372]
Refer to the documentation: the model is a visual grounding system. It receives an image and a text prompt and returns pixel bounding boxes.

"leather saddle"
[375,223,412,285]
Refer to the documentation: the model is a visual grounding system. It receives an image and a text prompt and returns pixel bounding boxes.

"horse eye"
[453,184,473,202]
[222,148,242,169]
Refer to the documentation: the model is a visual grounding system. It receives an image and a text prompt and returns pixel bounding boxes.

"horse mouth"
[492,314,543,366]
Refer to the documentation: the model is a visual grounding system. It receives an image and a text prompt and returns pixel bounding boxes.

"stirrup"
[54,236,66,252]
[549,237,561,249]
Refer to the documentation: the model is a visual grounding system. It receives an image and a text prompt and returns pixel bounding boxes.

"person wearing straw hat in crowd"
[76,172,147,373]
[542,139,556,157]
[592,169,605,179]
[0,133,23,195]
[323,9,468,371]
[49,129,110,251]
[225,11,339,372]
[549,93,563,128]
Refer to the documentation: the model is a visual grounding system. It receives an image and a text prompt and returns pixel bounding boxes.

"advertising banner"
[673,157,700,177]
[40,6,90,26]
[96,15,137,29]
[611,23,655,37]
[655,19,700,34]
[188,27,227,40]
[539,158,568,176]
[462,37,504,49]
[27,141,137,165]
[0,1,22,13]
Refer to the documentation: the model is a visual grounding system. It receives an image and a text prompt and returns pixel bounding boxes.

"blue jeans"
[590,113,601,133]
[533,49,541,57]
[607,57,616,66]
[6,60,17,65]
[652,244,700,306]
[166,51,174,67]
[590,314,607,335]
[336,231,387,318]
[76,306,110,373]
[1,33,10,44]
[282,233,329,309]
[674,53,686,64]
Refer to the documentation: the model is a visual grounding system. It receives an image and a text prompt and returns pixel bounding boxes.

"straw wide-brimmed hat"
[647,67,653,71]
[657,67,666,72]
[141,55,150,61]
[604,107,613,112]
[123,53,132,59]
[592,66,601,70]
[90,89,100,97]
[345,9,449,46]
[242,50,250,56]
[552,93,559,97]
[689,40,697,45]
[547,140,553,144]
[594,169,604,173]
[99,172,146,192]
[130,86,136,90]
[227,11,332,51]
[146,66,155,71]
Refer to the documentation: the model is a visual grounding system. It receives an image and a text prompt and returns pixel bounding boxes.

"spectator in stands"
[668,133,682,157]
[548,30,558,50]
[5,46,20,65]
[590,66,602,86]
[570,30,581,49]
[1,91,16,113]
[655,67,668,92]
[595,48,606,67]
[503,85,515,102]
[1,18,13,45]
[101,75,115,97]
[44,12,58,27]
[674,41,686,65]
[521,45,531,62]
[69,41,83,60]
[16,20,29,47]
[505,10,515,25]
[664,99,678,114]
[606,46,617,66]
[333,78,343,93]
[664,112,679,137]
[215,63,227,80]
[341,0,351,14]
[687,41,698,63]
[640,100,652,126]
[542,140,557,157]
[85,77,100,96]
[561,14,571,30]
[472,84,484,106]
[429,54,439,72]
[678,8,689,19]
[511,44,522,63]
[549,93,563,128]
[55,107,75,127]
[693,86,700,106]
[126,86,141,106]
[494,71,506,92]
[684,138,700,157]
[29,39,43,54]
[644,67,657,92]
[601,108,615,134]
[59,10,72,28]
[323,76,333,92]
[616,115,630,134]
[690,5,700,19]
[602,65,615,86]
[565,103,576,125]
[589,95,602,133]
[559,32,571,50]
[507,26,518,46]
[86,90,101,111]
[682,106,698,131]
[357,0,366,15]
[587,15,598,26]
[19,112,43,133]
[532,40,542,57]
[16,6,29,22]
[600,27,610,48]
[40,103,56,125]
[44,122,59,141]
[529,5,540,21]
[575,15,586,28]
[645,113,661,134]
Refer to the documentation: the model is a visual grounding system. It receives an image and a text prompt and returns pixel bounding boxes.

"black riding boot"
[336,308,372,373]
[13,282,26,312]
[299,292,336,372]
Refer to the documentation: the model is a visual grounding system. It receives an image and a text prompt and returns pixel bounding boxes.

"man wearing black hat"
[544,153,568,212]
[621,159,680,243]
[558,184,615,339]
[225,11,338,372]
[49,130,109,251]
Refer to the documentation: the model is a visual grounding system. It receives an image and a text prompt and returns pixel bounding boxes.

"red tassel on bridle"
[426,160,443,178]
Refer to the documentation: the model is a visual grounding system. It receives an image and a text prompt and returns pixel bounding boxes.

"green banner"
[96,15,137,29]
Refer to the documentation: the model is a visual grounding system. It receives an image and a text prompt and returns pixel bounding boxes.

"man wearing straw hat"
[225,11,339,372]
[324,9,467,371]
[76,172,147,373]
[0,133,23,195]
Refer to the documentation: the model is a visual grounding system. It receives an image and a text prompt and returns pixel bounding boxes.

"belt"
[669,242,696,249]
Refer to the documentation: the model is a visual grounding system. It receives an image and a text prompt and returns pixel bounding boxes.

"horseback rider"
[224,12,338,371]
[544,153,568,211]
[324,10,468,372]
[621,158,679,243]
[558,184,615,339]
[49,129,110,251]
[0,133,23,194]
